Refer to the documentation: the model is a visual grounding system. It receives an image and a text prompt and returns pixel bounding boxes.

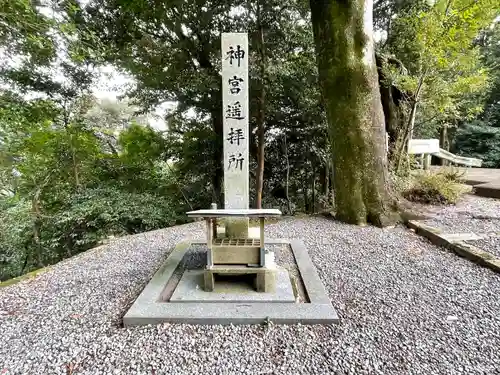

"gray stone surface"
[187,208,281,217]
[466,236,500,257]
[123,238,337,325]
[170,268,295,302]
[407,220,500,273]
[2,213,500,374]
[441,232,485,242]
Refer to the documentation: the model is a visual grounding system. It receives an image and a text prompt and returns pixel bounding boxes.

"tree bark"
[30,173,53,269]
[310,0,392,226]
[324,163,329,196]
[440,124,449,166]
[303,170,309,212]
[311,164,316,213]
[283,134,292,214]
[406,99,419,143]
[375,54,407,169]
[211,102,223,207]
[255,1,266,209]
[71,137,80,188]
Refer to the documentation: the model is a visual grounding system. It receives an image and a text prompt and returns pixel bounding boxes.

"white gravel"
[422,195,500,235]
[1,217,500,375]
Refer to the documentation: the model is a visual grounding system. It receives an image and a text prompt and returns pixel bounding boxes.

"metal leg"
[260,217,265,267]
[205,218,213,267]
[211,203,217,239]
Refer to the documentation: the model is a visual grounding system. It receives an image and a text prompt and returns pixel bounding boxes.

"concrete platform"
[123,239,338,326]
[170,268,295,302]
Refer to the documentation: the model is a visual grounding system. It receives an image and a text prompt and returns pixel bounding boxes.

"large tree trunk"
[310,0,391,226]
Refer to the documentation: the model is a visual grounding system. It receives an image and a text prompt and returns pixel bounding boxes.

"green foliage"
[403,171,470,205]
[0,199,32,280]
[438,166,466,183]
[0,86,185,280]
[119,124,165,166]
[451,22,500,165]
[388,0,497,129]
[0,0,57,65]
[453,122,500,168]
[44,187,179,250]
[0,187,180,281]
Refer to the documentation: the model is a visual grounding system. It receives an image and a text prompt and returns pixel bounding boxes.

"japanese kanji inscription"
[222,33,249,210]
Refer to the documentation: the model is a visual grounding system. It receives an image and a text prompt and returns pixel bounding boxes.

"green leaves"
[387,0,498,140]
[453,122,500,168]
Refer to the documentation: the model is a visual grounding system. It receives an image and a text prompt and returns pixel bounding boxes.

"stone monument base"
[123,239,339,326]
[170,269,294,302]
[203,265,276,293]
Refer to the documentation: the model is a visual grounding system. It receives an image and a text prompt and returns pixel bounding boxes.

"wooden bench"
[186,208,282,292]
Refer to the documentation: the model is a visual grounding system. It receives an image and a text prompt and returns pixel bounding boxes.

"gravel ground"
[421,194,500,235]
[1,216,500,375]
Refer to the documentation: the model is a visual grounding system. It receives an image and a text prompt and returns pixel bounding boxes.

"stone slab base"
[204,265,276,292]
[170,268,295,302]
[123,239,339,325]
[406,220,500,273]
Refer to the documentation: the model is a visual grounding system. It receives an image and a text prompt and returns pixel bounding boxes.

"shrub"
[438,166,465,183]
[0,199,33,281]
[42,187,181,259]
[402,171,471,205]
[0,187,185,281]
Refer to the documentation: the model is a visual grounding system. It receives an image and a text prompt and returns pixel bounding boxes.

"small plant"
[402,171,471,205]
[438,166,465,183]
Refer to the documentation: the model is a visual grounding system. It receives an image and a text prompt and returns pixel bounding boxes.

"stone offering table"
[186,208,282,292]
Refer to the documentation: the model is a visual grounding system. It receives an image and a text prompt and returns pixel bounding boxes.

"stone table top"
[186,208,282,218]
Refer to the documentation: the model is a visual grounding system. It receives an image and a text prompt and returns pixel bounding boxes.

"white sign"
[408,139,440,155]
[222,33,249,209]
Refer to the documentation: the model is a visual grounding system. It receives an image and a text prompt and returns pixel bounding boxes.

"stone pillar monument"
[221,33,249,237]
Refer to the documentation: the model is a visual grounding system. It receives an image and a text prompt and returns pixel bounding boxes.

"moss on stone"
[0,267,48,288]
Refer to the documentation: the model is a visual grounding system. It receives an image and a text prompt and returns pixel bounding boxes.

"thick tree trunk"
[310,0,391,226]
